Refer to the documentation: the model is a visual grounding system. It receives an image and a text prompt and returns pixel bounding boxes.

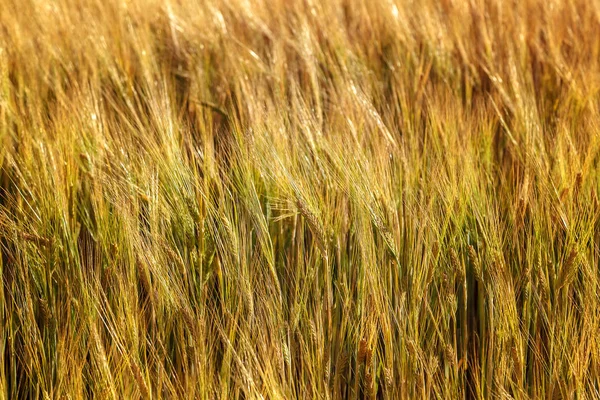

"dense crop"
[2,0,600,398]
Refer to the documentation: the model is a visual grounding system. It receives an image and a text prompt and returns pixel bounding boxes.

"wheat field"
[1,0,600,398]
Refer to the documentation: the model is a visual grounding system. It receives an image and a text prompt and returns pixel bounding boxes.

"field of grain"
[2,0,600,398]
